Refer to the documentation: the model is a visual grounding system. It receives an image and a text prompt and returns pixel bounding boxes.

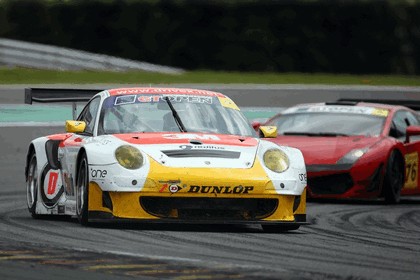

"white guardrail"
[0,38,184,74]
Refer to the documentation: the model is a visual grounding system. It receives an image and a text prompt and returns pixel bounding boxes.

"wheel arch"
[395,148,405,170]
[75,148,87,180]
[25,136,60,181]
[25,144,36,180]
[381,147,405,198]
[388,146,405,182]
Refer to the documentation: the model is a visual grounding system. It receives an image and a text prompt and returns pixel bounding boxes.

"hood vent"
[190,140,203,145]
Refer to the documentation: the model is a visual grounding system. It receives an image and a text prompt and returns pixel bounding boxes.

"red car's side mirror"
[405,125,420,143]
[251,121,261,131]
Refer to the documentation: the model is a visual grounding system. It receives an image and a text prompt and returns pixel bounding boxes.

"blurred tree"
[0,0,418,74]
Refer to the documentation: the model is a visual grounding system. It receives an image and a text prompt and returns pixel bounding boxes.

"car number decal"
[404,152,418,189]
[40,164,65,207]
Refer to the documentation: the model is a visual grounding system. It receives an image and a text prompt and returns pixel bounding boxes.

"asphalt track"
[1,85,420,280]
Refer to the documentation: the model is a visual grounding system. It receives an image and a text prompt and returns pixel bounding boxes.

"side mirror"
[251,121,261,131]
[65,120,86,133]
[259,126,278,138]
[406,125,420,143]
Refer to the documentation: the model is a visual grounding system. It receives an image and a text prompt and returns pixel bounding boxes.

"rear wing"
[25,88,103,119]
[337,98,420,111]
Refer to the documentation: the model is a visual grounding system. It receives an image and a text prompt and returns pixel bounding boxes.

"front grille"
[308,173,353,195]
[140,197,278,220]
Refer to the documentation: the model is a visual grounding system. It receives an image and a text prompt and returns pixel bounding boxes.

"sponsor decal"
[111,88,224,97]
[159,180,183,193]
[371,108,389,117]
[299,173,307,182]
[40,164,64,208]
[72,121,83,127]
[169,184,182,193]
[115,95,136,105]
[97,139,112,145]
[65,205,76,213]
[138,95,212,104]
[218,96,240,110]
[187,185,254,194]
[63,172,74,196]
[179,145,225,150]
[286,106,388,117]
[138,95,161,103]
[91,169,108,179]
[162,134,220,140]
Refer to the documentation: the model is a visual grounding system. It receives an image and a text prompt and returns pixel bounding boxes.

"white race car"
[25,87,307,231]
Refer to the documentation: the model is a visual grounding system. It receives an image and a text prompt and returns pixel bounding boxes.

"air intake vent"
[161,149,240,158]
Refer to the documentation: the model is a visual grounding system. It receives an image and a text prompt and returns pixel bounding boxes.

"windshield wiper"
[163,96,187,132]
[283,131,349,137]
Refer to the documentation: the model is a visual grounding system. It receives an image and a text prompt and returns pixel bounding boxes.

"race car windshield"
[98,94,256,137]
[268,112,386,136]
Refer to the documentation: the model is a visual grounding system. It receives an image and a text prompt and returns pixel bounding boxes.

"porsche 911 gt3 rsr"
[25,87,307,231]
[254,100,420,203]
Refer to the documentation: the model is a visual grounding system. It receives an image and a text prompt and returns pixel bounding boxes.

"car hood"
[113,132,259,168]
[269,135,380,165]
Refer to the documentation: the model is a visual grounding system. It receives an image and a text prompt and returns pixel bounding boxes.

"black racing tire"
[26,152,40,219]
[262,224,300,233]
[383,150,404,204]
[76,153,90,226]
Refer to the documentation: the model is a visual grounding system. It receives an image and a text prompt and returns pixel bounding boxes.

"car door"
[60,97,102,197]
[391,110,420,195]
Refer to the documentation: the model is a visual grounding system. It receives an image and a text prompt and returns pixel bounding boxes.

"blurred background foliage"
[0,0,419,75]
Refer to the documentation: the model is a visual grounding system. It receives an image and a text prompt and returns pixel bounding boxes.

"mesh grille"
[309,173,353,194]
[140,197,278,220]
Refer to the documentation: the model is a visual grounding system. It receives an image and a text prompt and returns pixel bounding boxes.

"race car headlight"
[336,148,368,165]
[263,149,289,173]
[115,145,143,169]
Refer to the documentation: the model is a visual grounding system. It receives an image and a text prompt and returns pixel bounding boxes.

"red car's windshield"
[267,112,386,137]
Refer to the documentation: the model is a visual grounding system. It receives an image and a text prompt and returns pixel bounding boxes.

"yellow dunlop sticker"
[372,108,389,117]
[404,152,418,189]
[218,96,240,110]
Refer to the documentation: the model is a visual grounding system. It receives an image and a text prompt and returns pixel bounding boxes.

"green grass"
[1,67,420,86]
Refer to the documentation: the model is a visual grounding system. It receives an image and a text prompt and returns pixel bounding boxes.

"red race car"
[254,99,420,203]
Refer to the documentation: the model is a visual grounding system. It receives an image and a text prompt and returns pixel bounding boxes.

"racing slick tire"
[76,153,90,226]
[383,150,404,204]
[26,152,40,219]
[262,224,300,233]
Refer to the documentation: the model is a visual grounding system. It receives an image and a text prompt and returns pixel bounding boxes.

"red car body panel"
[260,102,420,200]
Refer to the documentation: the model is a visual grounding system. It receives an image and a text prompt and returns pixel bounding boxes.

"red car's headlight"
[336,148,369,165]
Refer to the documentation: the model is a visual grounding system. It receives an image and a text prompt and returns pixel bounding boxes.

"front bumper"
[307,163,384,199]
[87,182,307,225]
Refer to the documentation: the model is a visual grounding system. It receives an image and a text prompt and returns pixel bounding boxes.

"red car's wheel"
[383,150,404,204]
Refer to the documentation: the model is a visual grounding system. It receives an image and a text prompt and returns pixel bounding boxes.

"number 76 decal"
[404,152,418,189]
